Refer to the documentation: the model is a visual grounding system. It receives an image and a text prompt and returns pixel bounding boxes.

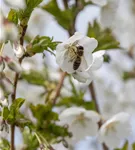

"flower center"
[105,121,119,135]
[72,113,88,127]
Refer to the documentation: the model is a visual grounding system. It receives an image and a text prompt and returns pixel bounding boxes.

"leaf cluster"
[1,98,31,127]
[29,104,70,142]
[26,35,59,55]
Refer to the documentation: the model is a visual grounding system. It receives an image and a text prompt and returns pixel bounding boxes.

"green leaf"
[18,0,43,25]
[2,107,10,120]
[132,143,135,150]
[42,0,74,30]
[87,20,120,52]
[56,94,96,111]
[30,104,58,124]
[23,128,39,150]
[8,9,18,24]
[8,98,25,123]
[0,138,10,150]
[26,35,59,55]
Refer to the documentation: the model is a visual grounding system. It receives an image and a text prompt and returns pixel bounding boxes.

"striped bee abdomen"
[73,56,81,70]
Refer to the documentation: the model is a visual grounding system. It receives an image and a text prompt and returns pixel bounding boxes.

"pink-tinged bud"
[0,76,13,94]
[0,17,18,42]
[13,43,25,58]
[4,56,22,73]
[0,56,5,72]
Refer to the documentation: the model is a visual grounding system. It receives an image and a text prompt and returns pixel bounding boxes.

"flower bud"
[1,98,8,107]
[13,43,25,58]
[0,88,5,101]
[0,76,13,94]
[0,56,5,72]
[4,56,22,73]
[0,119,9,133]
[3,19,18,42]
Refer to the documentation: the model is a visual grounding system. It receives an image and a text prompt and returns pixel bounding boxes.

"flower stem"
[89,82,108,150]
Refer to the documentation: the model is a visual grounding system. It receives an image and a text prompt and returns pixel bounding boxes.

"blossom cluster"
[58,107,132,149]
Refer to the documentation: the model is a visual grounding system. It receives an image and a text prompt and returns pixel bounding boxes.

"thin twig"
[89,82,108,150]
[52,72,67,105]
[10,24,27,150]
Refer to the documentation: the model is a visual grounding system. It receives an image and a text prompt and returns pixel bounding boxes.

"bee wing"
[72,40,79,46]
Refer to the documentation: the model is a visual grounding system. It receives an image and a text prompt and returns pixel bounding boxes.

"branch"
[89,82,108,150]
[10,24,27,150]
[52,72,67,105]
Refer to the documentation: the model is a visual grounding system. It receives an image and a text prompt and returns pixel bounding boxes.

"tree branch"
[52,72,67,105]
[10,24,27,150]
[89,82,108,150]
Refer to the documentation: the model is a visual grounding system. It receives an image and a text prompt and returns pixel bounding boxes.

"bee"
[73,46,84,70]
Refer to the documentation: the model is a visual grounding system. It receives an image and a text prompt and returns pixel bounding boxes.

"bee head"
[77,46,84,50]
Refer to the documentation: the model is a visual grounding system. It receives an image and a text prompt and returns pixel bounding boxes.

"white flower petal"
[66,32,84,44]
[98,112,132,149]
[84,111,100,122]
[79,37,98,53]
[59,107,85,120]
[90,50,105,70]
[72,71,93,83]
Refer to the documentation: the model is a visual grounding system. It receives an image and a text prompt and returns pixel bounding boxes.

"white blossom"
[0,15,18,42]
[13,43,25,58]
[4,0,26,9]
[56,32,105,83]
[59,107,101,144]
[98,112,132,149]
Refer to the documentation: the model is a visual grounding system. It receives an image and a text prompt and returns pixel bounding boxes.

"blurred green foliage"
[29,104,71,142]
[0,138,10,150]
[8,9,18,24]
[21,70,46,86]
[87,20,120,52]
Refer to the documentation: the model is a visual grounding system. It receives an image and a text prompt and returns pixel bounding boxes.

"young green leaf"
[26,35,59,55]
[8,98,25,123]
[8,9,18,24]
[2,107,10,120]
